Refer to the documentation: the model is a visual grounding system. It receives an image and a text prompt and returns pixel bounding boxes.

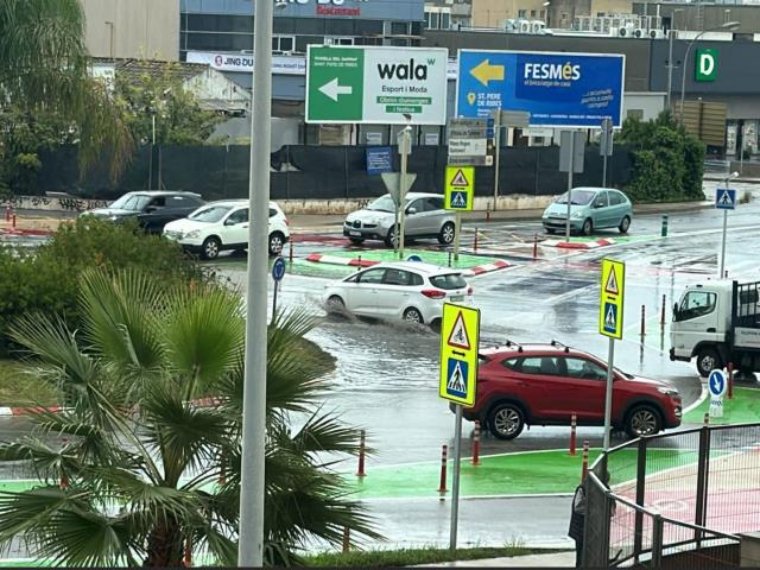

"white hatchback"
[163,200,290,260]
[323,261,473,327]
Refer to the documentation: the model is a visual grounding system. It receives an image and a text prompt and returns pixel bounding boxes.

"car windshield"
[555,190,596,206]
[367,195,396,212]
[188,205,232,223]
[430,273,467,290]
[109,193,152,211]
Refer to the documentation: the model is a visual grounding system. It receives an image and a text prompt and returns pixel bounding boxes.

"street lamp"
[543,1,551,27]
[665,9,682,111]
[678,21,739,123]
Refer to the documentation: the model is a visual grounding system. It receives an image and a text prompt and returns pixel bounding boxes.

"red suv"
[460,341,682,440]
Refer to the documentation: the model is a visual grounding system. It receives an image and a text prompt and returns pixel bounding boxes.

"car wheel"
[201,237,221,260]
[619,216,631,234]
[326,295,345,314]
[349,237,365,245]
[385,225,398,248]
[438,222,456,245]
[268,232,285,256]
[625,405,662,438]
[403,307,424,324]
[582,218,593,236]
[696,347,722,378]
[488,402,525,440]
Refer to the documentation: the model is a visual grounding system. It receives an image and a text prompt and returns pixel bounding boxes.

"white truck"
[670,279,760,378]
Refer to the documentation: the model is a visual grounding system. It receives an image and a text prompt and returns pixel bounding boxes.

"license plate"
[349,231,361,237]
[451,295,464,302]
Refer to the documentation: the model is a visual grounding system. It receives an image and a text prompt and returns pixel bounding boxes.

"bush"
[620,112,706,202]
[0,217,204,356]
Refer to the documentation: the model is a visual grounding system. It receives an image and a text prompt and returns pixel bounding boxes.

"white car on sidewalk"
[323,261,473,328]
[163,200,289,260]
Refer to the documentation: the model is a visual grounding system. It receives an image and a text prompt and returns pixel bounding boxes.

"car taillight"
[467,287,474,296]
[421,289,446,299]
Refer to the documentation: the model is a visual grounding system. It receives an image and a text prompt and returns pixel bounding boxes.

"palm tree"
[0,269,378,566]
[0,0,132,178]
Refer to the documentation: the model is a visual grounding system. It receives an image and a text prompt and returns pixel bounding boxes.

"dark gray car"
[343,192,456,247]
[85,191,205,234]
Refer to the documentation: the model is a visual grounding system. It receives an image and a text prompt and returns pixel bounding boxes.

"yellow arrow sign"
[470,59,505,87]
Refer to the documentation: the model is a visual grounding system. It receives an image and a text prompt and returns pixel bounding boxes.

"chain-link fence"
[34,144,635,201]
[583,423,758,567]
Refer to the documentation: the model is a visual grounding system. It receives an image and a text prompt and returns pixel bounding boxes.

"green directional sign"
[306,45,448,125]
[696,48,718,82]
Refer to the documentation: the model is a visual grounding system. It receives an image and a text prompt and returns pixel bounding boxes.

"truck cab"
[671,280,760,377]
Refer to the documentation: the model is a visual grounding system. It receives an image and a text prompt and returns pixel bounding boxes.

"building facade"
[80,0,179,60]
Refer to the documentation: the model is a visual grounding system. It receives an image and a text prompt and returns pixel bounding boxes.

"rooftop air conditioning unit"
[649,29,665,39]
[633,28,645,38]
[617,27,629,37]
[519,20,532,33]
[531,21,545,33]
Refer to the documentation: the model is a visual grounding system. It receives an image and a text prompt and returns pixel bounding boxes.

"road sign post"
[715,185,737,278]
[271,256,286,320]
[560,131,586,241]
[398,127,411,259]
[445,166,475,262]
[491,110,529,212]
[600,117,614,187]
[439,303,481,551]
[708,369,728,418]
[599,258,626,450]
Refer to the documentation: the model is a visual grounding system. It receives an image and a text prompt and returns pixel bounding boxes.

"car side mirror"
[224,219,237,226]
[145,206,157,213]
[595,201,605,209]
[407,207,417,215]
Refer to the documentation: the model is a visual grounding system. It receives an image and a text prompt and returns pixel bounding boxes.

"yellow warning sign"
[445,165,474,211]
[599,258,625,339]
[439,303,480,407]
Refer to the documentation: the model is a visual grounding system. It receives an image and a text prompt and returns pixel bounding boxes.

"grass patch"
[303,545,549,567]
[0,360,58,407]
[683,386,760,425]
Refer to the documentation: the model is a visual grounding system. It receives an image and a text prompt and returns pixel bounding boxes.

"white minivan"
[163,200,289,259]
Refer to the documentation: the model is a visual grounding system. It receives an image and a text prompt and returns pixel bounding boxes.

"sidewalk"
[415,551,575,567]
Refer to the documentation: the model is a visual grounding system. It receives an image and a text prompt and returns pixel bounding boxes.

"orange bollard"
[472,421,481,466]
[11,214,16,229]
[660,294,667,328]
[581,440,589,482]
[640,305,646,337]
[356,429,366,477]
[532,234,538,260]
[569,413,577,456]
[438,444,448,496]
[728,362,734,400]
[473,228,479,252]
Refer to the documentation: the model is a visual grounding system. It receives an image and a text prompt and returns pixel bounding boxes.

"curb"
[304,253,511,277]
[542,238,616,249]
[0,228,53,237]
[0,396,222,417]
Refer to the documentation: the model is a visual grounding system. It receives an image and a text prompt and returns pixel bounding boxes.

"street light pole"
[238,0,273,565]
[679,21,740,123]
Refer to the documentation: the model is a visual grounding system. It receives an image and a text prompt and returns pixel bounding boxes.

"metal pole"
[603,337,615,450]
[720,208,728,278]
[399,127,410,259]
[453,211,461,262]
[565,132,575,242]
[666,29,674,111]
[602,153,608,188]
[449,404,463,551]
[238,0,273,564]
[149,113,156,190]
[492,109,501,213]
[272,280,279,322]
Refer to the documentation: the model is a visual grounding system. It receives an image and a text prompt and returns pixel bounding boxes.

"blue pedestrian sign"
[272,256,286,282]
[708,369,727,398]
[450,191,468,209]
[603,302,618,335]
[456,50,625,128]
[715,188,736,210]
[445,357,469,399]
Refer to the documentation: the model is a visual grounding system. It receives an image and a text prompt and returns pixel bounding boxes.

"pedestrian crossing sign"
[439,302,480,407]
[715,188,736,210]
[444,165,474,211]
[599,258,625,339]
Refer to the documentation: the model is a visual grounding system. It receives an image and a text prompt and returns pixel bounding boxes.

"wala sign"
[276,0,368,16]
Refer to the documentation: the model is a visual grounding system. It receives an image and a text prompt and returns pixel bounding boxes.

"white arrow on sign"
[319,78,353,102]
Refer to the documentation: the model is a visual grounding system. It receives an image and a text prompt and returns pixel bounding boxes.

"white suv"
[163,200,289,260]
[323,261,473,328]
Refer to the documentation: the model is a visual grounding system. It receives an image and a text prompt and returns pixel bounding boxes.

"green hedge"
[620,112,706,202]
[0,218,204,356]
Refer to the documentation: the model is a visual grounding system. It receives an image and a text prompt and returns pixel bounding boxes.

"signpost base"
[450,404,463,551]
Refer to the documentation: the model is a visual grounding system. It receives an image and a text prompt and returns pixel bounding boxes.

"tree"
[0,269,378,566]
[0,0,132,184]
[115,62,224,146]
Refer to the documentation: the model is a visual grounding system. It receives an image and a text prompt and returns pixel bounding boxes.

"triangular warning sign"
[451,192,466,208]
[447,311,471,350]
[605,267,619,295]
[605,304,617,331]
[447,360,467,394]
[450,169,469,187]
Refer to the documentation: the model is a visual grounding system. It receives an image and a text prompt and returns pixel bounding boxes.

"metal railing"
[583,423,760,567]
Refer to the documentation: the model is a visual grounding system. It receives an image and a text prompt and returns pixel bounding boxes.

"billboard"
[456,50,625,128]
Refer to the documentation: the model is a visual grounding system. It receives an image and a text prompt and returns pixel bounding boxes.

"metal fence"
[583,423,760,567]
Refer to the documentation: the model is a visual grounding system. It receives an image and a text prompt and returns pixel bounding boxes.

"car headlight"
[109,215,120,221]
[658,387,679,397]
[185,230,201,239]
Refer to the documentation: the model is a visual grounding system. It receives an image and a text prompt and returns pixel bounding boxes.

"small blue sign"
[366,146,393,175]
[715,188,736,210]
[449,191,468,209]
[603,302,618,334]
[272,256,286,282]
[456,50,625,128]
[446,357,469,399]
[406,254,423,262]
[708,370,727,397]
